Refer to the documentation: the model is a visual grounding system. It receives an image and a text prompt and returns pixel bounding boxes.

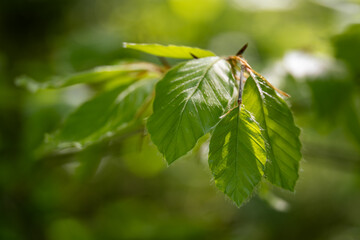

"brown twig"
[190,53,199,59]
[236,43,248,56]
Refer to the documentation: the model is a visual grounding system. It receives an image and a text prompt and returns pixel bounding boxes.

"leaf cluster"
[18,43,302,206]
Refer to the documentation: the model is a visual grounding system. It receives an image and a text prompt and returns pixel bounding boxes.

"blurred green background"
[1,0,360,239]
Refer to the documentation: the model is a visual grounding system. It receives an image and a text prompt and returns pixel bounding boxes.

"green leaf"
[124,43,216,59]
[147,57,236,164]
[50,78,157,150]
[307,78,352,127]
[332,24,360,79]
[243,73,302,191]
[344,95,360,149]
[16,62,160,92]
[209,106,267,207]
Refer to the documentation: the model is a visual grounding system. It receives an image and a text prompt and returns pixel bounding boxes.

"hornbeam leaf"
[124,43,216,59]
[209,106,267,207]
[243,73,302,191]
[147,57,236,164]
[16,62,161,92]
[50,78,157,149]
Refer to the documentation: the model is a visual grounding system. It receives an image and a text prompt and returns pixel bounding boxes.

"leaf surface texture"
[243,74,302,190]
[209,107,266,206]
[147,57,236,163]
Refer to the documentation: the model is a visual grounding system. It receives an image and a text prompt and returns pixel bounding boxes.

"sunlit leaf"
[243,73,302,191]
[123,42,216,59]
[209,106,266,206]
[147,57,236,164]
[50,78,157,149]
[16,62,161,92]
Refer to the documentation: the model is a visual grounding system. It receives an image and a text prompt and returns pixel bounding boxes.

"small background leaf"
[344,94,360,151]
[124,43,216,59]
[332,24,360,82]
[307,78,352,130]
[121,135,166,178]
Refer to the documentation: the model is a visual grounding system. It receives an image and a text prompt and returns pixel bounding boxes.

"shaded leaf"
[16,62,161,92]
[121,135,166,178]
[307,78,352,127]
[243,73,302,191]
[147,57,236,164]
[50,78,157,150]
[344,95,360,150]
[209,106,266,207]
[124,42,216,59]
[332,24,360,80]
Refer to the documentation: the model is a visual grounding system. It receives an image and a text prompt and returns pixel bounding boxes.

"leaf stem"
[238,65,245,106]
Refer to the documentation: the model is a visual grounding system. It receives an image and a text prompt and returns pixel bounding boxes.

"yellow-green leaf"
[243,73,302,191]
[209,106,267,207]
[124,43,216,59]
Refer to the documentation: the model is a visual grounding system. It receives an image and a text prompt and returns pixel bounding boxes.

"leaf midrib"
[232,108,240,194]
[251,74,286,186]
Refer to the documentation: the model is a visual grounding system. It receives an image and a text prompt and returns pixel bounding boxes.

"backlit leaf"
[243,73,302,191]
[209,106,266,206]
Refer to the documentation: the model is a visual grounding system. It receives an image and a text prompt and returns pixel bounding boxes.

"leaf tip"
[164,156,177,166]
